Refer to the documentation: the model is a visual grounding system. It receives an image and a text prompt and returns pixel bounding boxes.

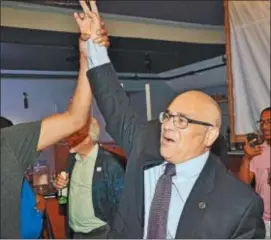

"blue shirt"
[143,151,209,238]
[86,41,210,238]
[21,179,43,239]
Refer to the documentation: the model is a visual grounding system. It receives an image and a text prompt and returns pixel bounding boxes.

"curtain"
[228,1,270,135]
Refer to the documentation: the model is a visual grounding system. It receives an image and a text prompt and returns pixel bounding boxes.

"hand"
[53,172,69,190]
[74,1,109,47]
[36,194,46,213]
[243,141,263,159]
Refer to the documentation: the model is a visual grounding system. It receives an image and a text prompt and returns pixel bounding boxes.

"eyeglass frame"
[159,110,214,129]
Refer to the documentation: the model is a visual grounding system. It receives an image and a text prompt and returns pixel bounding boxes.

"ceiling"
[21,0,224,26]
[1,1,225,75]
[1,27,225,74]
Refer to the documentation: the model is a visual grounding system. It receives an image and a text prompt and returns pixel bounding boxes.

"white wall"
[0,78,112,141]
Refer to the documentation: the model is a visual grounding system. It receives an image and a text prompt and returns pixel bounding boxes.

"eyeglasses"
[257,118,271,127]
[159,111,214,129]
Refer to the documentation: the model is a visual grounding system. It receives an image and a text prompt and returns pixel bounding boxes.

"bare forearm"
[37,54,91,151]
[239,156,253,184]
[67,54,91,122]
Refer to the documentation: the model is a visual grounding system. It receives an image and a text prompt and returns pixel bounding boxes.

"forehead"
[261,110,271,119]
[168,99,199,118]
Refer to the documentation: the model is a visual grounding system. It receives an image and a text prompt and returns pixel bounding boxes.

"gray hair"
[88,117,100,143]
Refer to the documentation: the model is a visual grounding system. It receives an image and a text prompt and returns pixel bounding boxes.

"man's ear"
[205,127,220,148]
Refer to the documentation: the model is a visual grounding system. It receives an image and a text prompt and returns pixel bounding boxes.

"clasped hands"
[74,0,110,54]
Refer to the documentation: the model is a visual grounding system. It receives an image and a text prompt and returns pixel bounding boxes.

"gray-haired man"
[54,117,125,239]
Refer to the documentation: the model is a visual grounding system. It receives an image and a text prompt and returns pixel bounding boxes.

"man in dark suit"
[54,117,125,239]
[74,1,265,238]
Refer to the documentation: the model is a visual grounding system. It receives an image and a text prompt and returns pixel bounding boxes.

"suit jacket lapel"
[175,154,217,239]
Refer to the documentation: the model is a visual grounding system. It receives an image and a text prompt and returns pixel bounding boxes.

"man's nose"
[163,117,175,130]
[262,122,270,129]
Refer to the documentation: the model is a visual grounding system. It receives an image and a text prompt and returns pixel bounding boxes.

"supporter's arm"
[37,51,91,151]
[3,43,91,168]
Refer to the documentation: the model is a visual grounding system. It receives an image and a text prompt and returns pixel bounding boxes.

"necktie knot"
[164,163,176,176]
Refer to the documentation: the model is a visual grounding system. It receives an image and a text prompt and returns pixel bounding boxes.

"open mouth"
[163,136,176,144]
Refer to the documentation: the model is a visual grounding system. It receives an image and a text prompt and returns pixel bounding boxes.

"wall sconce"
[23,92,29,109]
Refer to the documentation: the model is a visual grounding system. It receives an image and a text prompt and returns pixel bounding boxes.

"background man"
[54,117,124,239]
[239,107,271,238]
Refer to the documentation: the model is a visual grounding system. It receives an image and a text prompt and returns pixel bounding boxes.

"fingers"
[254,145,262,150]
[89,0,99,16]
[54,174,69,189]
[93,37,110,48]
[79,12,85,19]
[79,0,91,14]
[74,12,82,26]
[54,180,69,190]
[96,28,107,36]
[79,0,98,19]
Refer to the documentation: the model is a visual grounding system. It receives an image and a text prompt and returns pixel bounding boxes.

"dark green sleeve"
[3,121,42,169]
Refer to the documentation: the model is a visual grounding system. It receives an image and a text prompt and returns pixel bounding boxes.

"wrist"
[243,154,252,161]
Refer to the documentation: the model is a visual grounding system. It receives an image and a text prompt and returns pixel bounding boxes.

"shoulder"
[1,121,41,147]
[2,121,41,136]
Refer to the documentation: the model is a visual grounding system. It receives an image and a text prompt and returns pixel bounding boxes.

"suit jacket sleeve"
[231,196,265,239]
[87,63,147,157]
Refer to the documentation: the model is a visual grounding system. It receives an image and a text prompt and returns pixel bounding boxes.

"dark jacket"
[87,63,265,239]
[64,145,125,237]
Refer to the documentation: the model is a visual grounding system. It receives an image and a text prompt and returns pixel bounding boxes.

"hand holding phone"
[244,133,263,159]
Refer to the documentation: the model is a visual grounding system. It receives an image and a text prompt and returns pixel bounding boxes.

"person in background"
[239,107,271,238]
[54,117,124,239]
[0,30,109,238]
[73,1,265,238]
[0,116,45,239]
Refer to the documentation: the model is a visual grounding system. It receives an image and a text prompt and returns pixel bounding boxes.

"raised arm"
[76,0,147,156]
[37,46,90,151]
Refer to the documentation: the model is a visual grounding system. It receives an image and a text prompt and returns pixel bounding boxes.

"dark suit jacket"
[64,145,125,237]
[87,63,265,239]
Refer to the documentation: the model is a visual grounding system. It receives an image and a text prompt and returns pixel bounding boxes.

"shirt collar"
[75,144,99,163]
[163,151,209,179]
